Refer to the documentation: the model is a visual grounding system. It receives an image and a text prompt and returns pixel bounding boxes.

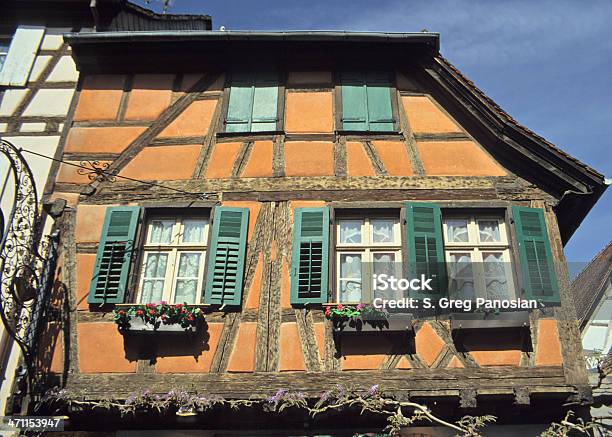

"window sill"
[216,130,284,139]
[449,311,530,330]
[335,130,402,136]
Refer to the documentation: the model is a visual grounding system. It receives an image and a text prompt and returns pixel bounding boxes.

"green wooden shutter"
[226,72,278,133]
[341,72,368,131]
[226,72,254,133]
[512,206,559,303]
[405,202,447,300]
[341,71,394,131]
[290,207,330,305]
[204,207,249,306]
[88,206,141,304]
[366,72,394,131]
[251,72,279,132]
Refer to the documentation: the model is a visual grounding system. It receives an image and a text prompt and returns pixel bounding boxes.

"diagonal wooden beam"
[84,72,222,195]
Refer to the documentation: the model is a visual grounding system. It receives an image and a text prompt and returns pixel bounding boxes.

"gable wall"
[37,67,585,406]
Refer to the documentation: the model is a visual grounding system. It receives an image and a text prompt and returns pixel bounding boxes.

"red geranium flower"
[336,304,344,310]
[149,309,156,315]
[325,307,331,316]
[118,310,126,316]
[136,309,144,316]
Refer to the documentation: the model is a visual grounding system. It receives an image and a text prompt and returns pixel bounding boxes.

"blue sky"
[139,0,611,264]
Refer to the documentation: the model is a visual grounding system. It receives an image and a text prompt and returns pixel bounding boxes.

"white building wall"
[0,29,79,414]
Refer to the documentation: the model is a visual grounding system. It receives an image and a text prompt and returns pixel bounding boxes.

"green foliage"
[113,303,204,331]
[539,411,606,437]
[324,303,389,321]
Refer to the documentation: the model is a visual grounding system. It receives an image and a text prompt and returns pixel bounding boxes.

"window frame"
[442,213,517,301]
[0,36,11,73]
[335,71,400,134]
[220,70,286,135]
[332,210,403,303]
[129,208,213,304]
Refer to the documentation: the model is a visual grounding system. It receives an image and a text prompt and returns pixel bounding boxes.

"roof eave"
[63,30,440,48]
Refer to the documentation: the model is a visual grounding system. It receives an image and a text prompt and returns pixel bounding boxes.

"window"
[0,38,10,72]
[443,215,515,301]
[225,71,280,133]
[335,214,402,303]
[137,216,209,304]
[340,71,396,132]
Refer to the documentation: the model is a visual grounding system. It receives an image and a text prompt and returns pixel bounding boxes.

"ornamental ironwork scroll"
[0,139,59,393]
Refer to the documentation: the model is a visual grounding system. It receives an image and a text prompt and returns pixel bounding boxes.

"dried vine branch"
[39,384,496,436]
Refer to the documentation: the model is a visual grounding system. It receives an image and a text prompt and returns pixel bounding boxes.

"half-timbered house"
[18,25,609,435]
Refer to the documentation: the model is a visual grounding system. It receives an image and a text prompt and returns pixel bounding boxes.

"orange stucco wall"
[285,92,334,133]
[535,319,563,366]
[158,99,217,137]
[402,95,462,133]
[65,126,147,154]
[346,142,376,176]
[415,322,445,367]
[125,74,174,121]
[154,323,224,373]
[284,141,334,176]
[119,145,201,180]
[78,323,137,373]
[206,142,242,179]
[418,141,507,176]
[74,75,125,121]
[242,140,274,177]
[279,323,306,371]
[227,322,258,372]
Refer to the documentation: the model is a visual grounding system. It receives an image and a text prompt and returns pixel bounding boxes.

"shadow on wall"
[123,327,212,365]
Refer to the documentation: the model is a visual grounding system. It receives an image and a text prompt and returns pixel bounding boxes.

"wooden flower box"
[332,313,414,334]
[120,317,202,335]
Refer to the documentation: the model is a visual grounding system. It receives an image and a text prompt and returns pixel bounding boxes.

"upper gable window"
[225,71,280,133]
[340,71,397,132]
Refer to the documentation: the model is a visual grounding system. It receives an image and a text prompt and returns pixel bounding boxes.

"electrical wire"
[20,148,215,201]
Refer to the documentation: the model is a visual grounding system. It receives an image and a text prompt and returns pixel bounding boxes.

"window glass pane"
[182,219,207,244]
[446,219,469,243]
[0,40,9,72]
[149,220,174,244]
[144,253,168,278]
[339,253,362,302]
[373,252,396,275]
[373,252,402,300]
[478,220,501,243]
[448,253,475,300]
[141,280,164,303]
[483,252,509,299]
[372,219,395,244]
[140,253,168,303]
[173,252,201,303]
[339,220,363,244]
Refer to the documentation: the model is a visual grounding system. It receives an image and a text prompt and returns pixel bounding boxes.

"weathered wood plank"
[64,367,568,399]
